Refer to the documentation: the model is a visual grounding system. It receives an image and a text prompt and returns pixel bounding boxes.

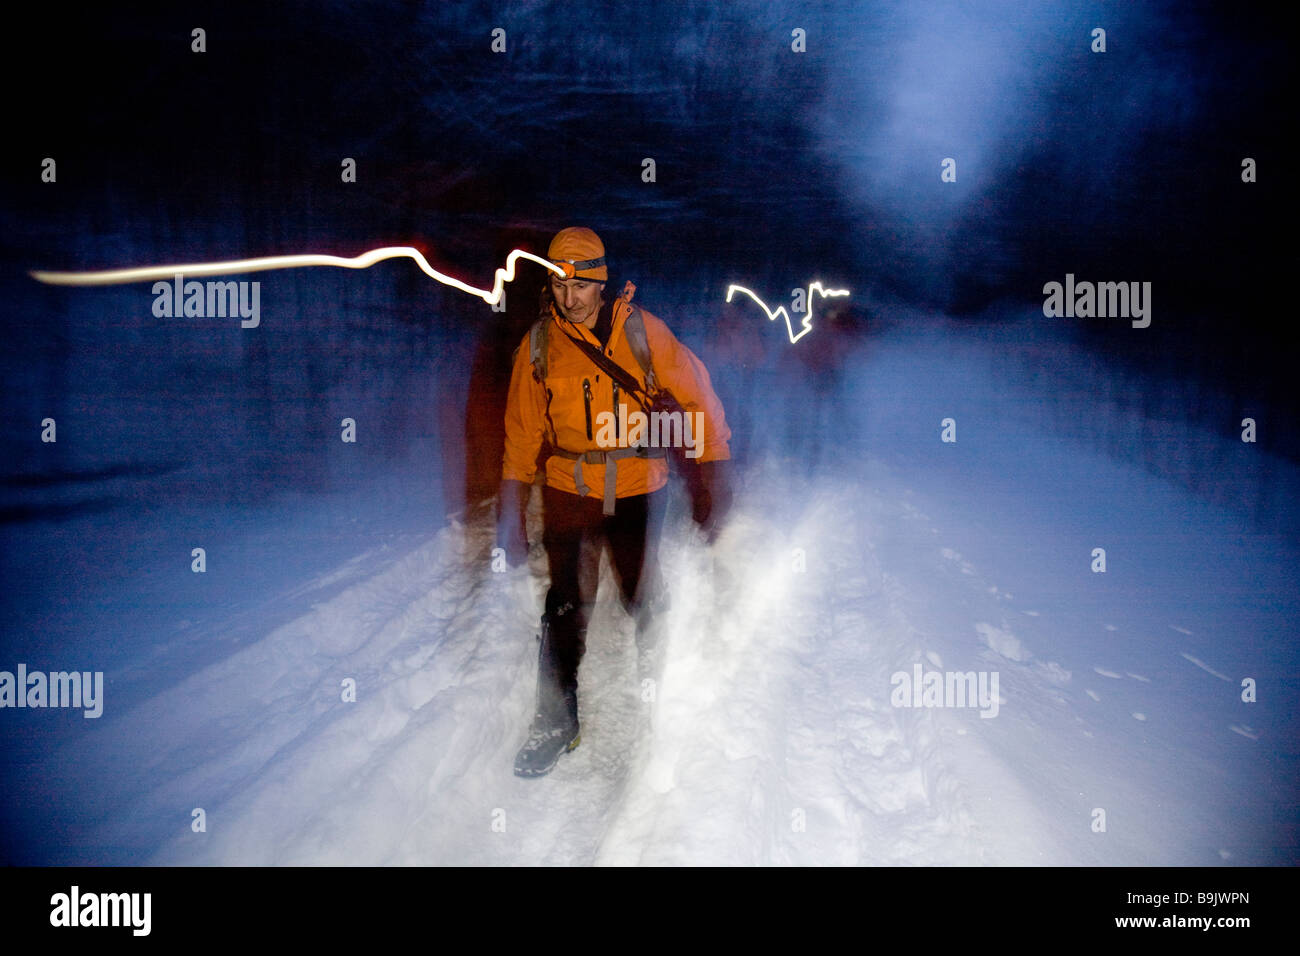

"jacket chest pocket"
[545,373,604,450]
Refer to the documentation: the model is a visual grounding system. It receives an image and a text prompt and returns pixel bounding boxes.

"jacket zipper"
[583,378,593,440]
[612,381,621,440]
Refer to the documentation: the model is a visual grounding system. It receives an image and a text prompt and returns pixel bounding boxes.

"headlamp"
[549,256,606,280]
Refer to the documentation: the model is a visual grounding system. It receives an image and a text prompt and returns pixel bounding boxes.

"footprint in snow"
[1035,661,1071,685]
[1180,652,1231,682]
[940,547,975,575]
[975,622,1029,662]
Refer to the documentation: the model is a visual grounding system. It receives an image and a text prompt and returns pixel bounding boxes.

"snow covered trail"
[591,466,1022,865]
[24,320,1295,866]
[39,457,1042,865]
[43,443,1292,865]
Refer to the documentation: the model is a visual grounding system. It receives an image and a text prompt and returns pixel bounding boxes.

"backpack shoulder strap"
[529,315,550,381]
[616,286,656,390]
[531,284,653,388]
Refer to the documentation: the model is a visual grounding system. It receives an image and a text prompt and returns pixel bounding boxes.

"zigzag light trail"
[725,282,850,344]
[28,246,566,305]
[30,247,848,343]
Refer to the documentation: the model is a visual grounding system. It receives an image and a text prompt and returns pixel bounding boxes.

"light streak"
[725,281,850,344]
[29,246,566,305]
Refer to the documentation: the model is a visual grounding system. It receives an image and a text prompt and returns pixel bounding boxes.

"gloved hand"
[497,479,530,566]
[690,459,733,538]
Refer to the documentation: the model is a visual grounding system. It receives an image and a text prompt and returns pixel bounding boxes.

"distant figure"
[497,227,733,777]
[782,297,864,474]
[709,292,769,464]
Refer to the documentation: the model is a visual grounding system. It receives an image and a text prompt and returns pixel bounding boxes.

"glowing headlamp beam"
[725,281,850,344]
[29,246,567,306]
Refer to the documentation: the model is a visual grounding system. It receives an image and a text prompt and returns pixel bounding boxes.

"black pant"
[536,484,665,708]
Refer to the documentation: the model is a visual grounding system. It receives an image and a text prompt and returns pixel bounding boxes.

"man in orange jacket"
[499,226,732,776]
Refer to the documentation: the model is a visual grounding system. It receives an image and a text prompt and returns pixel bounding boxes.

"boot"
[513,687,580,778]
[514,609,581,778]
[632,585,670,689]
[632,589,671,738]
[634,612,665,690]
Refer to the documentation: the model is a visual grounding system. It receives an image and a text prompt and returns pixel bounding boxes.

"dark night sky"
[2,1,1295,476]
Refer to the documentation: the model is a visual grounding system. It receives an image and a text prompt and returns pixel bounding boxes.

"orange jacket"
[502,298,731,500]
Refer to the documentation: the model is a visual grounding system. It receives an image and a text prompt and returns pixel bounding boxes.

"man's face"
[550,275,605,327]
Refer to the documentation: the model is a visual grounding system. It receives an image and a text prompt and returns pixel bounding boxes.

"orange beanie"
[547,227,608,281]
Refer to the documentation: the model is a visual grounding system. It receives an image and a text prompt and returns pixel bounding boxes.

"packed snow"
[7,309,1294,866]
